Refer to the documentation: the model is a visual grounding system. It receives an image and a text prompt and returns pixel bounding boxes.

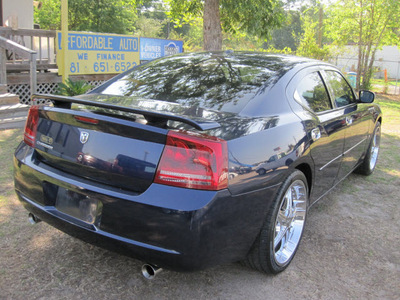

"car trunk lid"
[28,94,232,193]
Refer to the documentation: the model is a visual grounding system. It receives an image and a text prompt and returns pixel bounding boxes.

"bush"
[57,79,92,96]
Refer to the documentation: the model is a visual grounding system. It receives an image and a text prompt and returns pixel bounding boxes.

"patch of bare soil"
[1,99,399,299]
[376,93,400,101]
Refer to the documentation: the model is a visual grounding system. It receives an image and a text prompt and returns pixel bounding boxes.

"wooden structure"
[0,27,57,72]
[0,34,37,95]
[0,27,115,104]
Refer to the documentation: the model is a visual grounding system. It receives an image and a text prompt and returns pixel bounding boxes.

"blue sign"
[56,31,140,75]
[140,38,183,60]
[57,32,139,52]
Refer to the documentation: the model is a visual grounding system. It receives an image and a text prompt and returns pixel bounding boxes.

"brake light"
[154,131,228,190]
[24,105,40,147]
[74,115,99,124]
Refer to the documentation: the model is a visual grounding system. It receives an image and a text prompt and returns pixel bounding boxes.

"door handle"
[346,116,353,125]
[311,128,321,141]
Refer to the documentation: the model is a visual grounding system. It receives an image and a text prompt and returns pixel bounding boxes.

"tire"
[243,170,308,274]
[355,122,381,175]
[257,168,266,175]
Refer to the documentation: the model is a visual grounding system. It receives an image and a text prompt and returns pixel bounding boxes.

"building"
[1,0,34,29]
[332,45,400,80]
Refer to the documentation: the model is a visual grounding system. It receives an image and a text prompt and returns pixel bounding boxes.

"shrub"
[57,78,92,96]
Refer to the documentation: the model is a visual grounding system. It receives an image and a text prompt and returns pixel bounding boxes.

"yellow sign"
[56,31,140,75]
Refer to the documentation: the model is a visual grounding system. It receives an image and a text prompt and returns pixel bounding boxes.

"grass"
[371,78,400,87]
[375,95,400,122]
[359,94,400,191]
[371,79,400,94]
[0,129,23,206]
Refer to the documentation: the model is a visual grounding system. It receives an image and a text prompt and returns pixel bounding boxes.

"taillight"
[154,131,228,191]
[24,105,40,147]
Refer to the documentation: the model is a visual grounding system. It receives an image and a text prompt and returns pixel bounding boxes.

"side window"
[325,71,355,107]
[294,72,332,113]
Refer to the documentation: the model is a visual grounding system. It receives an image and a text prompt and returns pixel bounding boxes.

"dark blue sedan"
[14,52,381,277]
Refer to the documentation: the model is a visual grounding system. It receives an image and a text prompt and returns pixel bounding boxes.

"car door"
[323,70,370,181]
[290,69,347,202]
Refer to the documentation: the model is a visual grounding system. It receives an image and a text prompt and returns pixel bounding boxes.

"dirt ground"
[0,95,399,300]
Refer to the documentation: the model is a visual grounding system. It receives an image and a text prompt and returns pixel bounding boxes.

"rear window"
[95,53,293,113]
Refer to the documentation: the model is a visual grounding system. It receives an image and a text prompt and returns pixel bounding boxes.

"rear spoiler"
[32,94,221,131]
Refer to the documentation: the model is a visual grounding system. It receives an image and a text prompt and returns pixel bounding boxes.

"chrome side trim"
[319,154,342,171]
[343,138,367,156]
[319,137,367,171]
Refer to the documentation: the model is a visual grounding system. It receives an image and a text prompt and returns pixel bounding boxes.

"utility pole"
[0,0,3,26]
[61,0,69,83]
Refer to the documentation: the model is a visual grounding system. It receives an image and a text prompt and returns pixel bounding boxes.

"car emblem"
[40,134,54,145]
[80,132,90,144]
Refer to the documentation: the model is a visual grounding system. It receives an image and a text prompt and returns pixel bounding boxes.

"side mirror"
[359,90,375,103]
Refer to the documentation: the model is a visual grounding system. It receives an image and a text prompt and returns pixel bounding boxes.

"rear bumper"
[14,143,278,272]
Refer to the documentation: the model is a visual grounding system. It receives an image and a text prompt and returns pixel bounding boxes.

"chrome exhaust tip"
[28,213,41,225]
[141,264,162,279]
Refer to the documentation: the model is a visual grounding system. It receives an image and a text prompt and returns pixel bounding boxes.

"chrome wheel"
[355,122,381,176]
[369,123,381,171]
[243,170,308,274]
[273,179,307,266]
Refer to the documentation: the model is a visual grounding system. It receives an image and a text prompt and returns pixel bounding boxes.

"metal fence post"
[395,61,399,95]
[0,48,6,85]
[30,52,37,98]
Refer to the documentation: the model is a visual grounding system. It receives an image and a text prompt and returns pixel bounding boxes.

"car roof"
[172,51,327,69]
[166,51,336,88]
[91,51,335,119]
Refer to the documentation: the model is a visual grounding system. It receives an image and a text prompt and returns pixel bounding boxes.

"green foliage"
[135,2,172,38]
[325,0,400,90]
[34,0,61,30]
[167,0,284,49]
[220,0,284,39]
[35,0,142,34]
[174,17,204,51]
[166,0,203,26]
[223,31,265,51]
[135,15,166,38]
[296,12,330,60]
[264,46,293,55]
[57,79,92,96]
[266,10,303,51]
[69,0,140,34]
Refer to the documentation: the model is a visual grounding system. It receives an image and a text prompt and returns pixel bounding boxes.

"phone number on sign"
[69,62,138,73]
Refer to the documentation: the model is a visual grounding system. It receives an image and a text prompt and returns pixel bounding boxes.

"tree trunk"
[203,0,222,51]
[364,15,389,89]
[356,0,364,90]
[318,5,323,48]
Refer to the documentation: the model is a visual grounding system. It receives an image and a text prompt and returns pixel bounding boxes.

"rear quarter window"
[294,72,332,113]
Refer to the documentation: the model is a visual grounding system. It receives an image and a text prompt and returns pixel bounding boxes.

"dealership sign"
[56,31,140,75]
[57,32,183,75]
[140,37,183,61]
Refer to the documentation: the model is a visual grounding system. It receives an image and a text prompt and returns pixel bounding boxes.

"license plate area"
[55,187,102,226]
